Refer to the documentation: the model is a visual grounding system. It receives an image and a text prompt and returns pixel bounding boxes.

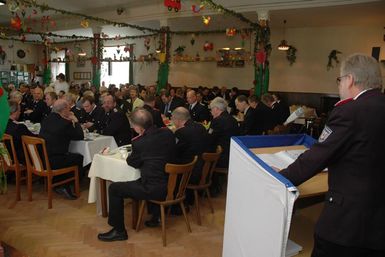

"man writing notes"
[97,108,175,241]
[280,54,385,257]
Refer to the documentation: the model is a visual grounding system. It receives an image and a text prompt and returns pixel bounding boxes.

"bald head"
[52,99,69,114]
[171,107,191,129]
[129,108,153,131]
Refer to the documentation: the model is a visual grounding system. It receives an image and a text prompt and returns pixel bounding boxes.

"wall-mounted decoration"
[327,50,342,71]
[76,57,86,67]
[226,28,236,37]
[17,49,26,59]
[203,41,214,51]
[286,46,297,65]
[73,72,91,80]
[217,48,247,68]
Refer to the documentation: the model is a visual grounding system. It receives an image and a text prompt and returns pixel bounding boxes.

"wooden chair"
[1,134,27,201]
[187,146,222,225]
[21,135,80,209]
[136,156,198,246]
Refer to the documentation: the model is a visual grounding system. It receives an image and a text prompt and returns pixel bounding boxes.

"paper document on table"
[257,149,307,170]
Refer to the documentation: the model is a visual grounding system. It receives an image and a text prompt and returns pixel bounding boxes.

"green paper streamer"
[0,81,10,139]
[156,63,169,94]
[43,67,51,85]
[92,69,101,88]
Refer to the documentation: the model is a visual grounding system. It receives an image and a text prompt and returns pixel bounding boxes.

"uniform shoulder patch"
[319,125,332,142]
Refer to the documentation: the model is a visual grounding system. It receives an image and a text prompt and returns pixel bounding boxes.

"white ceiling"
[0,0,384,41]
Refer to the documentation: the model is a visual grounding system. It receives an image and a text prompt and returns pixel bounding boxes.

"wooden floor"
[0,181,323,257]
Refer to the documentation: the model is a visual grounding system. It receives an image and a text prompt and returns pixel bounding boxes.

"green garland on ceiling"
[18,0,160,33]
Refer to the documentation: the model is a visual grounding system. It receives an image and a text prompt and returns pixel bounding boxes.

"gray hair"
[172,107,191,121]
[8,101,19,114]
[52,99,69,114]
[129,107,153,130]
[341,53,383,90]
[209,97,228,111]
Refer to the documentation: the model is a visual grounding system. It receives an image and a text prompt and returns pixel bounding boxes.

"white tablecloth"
[87,152,141,215]
[69,136,118,166]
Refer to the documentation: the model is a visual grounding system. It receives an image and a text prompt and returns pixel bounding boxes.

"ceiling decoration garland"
[2,0,261,41]
[17,0,161,33]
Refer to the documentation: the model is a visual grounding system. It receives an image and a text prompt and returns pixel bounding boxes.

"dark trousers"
[107,179,166,231]
[311,234,385,257]
[49,153,84,184]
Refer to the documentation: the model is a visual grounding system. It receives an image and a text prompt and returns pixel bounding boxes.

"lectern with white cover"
[223,134,316,257]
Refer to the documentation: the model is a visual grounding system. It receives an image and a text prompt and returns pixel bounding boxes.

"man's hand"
[83,122,94,129]
[68,111,78,123]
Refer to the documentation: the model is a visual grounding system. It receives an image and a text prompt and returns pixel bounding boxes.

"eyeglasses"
[336,74,349,85]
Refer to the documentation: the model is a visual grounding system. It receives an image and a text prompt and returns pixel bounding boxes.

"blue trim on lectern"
[231,134,316,189]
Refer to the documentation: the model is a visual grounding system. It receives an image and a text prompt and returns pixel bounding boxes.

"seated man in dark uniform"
[39,99,84,200]
[248,95,271,133]
[80,95,105,132]
[208,97,240,168]
[24,87,48,123]
[143,95,165,128]
[172,107,208,184]
[5,101,35,164]
[172,107,208,208]
[64,93,83,121]
[186,90,211,123]
[100,94,131,146]
[235,95,264,135]
[208,97,240,195]
[97,108,176,242]
[42,91,58,121]
[160,90,185,118]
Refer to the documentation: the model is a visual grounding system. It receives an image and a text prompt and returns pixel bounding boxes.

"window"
[101,46,130,86]
[50,50,66,80]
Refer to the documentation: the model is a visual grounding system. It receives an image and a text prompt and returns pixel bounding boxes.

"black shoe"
[98,228,128,242]
[144,217,160,228]
[53,186,77,200]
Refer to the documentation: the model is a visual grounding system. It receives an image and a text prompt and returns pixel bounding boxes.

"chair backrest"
[165,156,197,201]
[21,136,51,174]
[1,134,14,168]
[199,146,222,186]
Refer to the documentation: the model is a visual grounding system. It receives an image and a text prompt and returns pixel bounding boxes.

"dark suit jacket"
[5,119,35,163]
[161,97,185,117]
[174,120,208,183]
[254,102,273,133]
[272,101,290,125]
[71,105,83,122]
[101,108,131,146]
[208,111,239,168]
[39,112,84,156]
[280,89,385,250]
[127,127,175,186]
[143,104,165,128]
[240,107,262,135]
[188,102,211,123]
[80,105,105,132]
[25,100,49,123]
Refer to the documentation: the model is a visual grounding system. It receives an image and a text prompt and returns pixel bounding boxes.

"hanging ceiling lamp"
[278,20,290,51]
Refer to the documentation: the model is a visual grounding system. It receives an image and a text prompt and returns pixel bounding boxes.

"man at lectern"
[280,54,385,257]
